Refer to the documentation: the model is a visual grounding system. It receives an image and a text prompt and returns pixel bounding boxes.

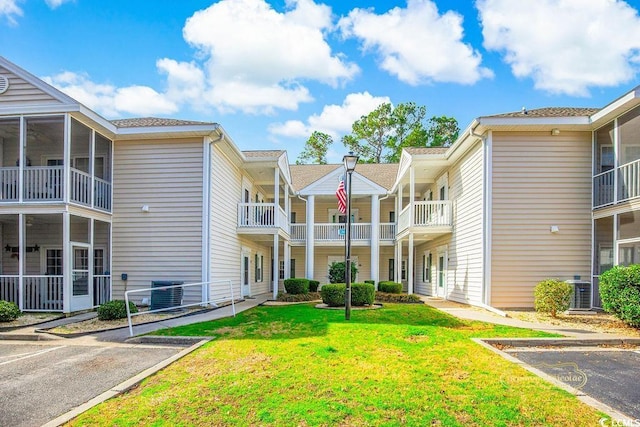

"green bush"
[97,300,138,321]
[534,279,572,317]
[320,283,375,307]
[284,278,310,295]
[320,283,345,307]
[328,262,358,284]
[600,264,640,327]
[378,281,402,294]
[364,280,375,286]
[351,283,375,306]
[0,300,21,322]
[375,292,423,304]
[276,292,321,302]
[309,280,320,293]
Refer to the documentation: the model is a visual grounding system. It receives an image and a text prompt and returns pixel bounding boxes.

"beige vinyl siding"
[291,247,306,278]
[210,144,243,300]
[238,238,272,296]
[491,131,592,308]
[313,199,373,223]
[379,246,395,283]
[447,142,484,303]
[112,138,204,303]
[0,67,60,106]
[414,242,433,295]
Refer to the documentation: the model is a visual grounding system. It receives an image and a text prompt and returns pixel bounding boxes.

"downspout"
[202,129,225,304]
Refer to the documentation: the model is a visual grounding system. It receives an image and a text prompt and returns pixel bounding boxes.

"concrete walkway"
[0,294,270,343]
[421,296,638,340]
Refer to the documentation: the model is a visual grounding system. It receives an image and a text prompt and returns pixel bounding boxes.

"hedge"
[320,283,375,307]
[0,300,21,322]
[534,279,572,317]
[284,278,310,295]
[97,300,138,321]
[309,280,320,293]
[375,292,423,304]
[328,262,358,284]
[600,264,640,327]
[378,281,402,294]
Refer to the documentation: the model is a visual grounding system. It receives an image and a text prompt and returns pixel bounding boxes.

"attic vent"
[0,75,9,95]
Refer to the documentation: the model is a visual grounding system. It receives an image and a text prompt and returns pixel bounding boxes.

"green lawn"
[68,303,603,426]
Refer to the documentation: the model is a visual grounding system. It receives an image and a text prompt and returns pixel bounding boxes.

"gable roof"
[290,163,398,192]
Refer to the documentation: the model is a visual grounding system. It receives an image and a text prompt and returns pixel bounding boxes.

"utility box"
[150,281,184,311]
[566,280,592,310]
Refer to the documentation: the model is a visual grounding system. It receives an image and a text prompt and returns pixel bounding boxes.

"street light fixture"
[343,152,358,320]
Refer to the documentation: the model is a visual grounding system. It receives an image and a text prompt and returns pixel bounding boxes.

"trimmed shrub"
[276,292,321,302]
[534,279,572,317]
[320,283,345,307]
[600,264,640,327]
[378,281,402,294]
[375,292,423,304]
[309,280,320,293]
[351,283,375,306]
[284,278,310,295]
[364,280,375,286]
[97,300,138,321]
[328,262,358,284]
[0,300,21,322]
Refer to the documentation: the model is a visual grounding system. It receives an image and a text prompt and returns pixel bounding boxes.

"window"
[439,186,446,201]
[389,211,395,223]
[290,212,297,224]
[388,259,394,281]
[254,254,263,282]
[279,260,285,280]
[46,249,63,275]
[94,248,105,275]
[425,190,433,201]
[401,260,406,281]
[423,251,432,282]
[290,259,296,278]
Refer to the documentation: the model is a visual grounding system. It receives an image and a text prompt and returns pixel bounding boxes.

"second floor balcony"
[237,203,290,235]
[397,201,453,236]
[593,159,640,208]
[0,166,112,211]
[290,223,396,245]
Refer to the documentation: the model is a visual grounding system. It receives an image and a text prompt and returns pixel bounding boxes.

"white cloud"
[44,0,73,9]
[0,0,22,25]
[339,0,493,85]
[478,0,640,96]
[166,0,358,114]
[268,91,390,138]
[43,71,178,117]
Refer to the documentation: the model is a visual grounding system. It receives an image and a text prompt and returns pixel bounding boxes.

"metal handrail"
[125,280,236,336]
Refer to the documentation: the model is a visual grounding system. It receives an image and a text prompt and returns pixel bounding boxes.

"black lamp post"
[343,152,358,320]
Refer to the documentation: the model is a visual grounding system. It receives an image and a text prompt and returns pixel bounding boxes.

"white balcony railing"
[380,223,396,241]
[315,223,371,241]
[94,275,111,307]
[291,224,306,242]
[618,159,640,202]
[237,203,289,233]
[398,201,453,233]
[0,166,111,211]
[593,169,615,208]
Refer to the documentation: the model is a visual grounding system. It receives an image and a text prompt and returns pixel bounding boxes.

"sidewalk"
[422,297,638,340]
[0,294,270,343]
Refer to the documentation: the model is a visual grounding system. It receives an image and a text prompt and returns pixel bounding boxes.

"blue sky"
[2,0,640,162]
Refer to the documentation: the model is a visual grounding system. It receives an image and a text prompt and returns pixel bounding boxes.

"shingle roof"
[483,107,600,119]
[243,150,285,159]
[111,117,217,128]
[404,147,448,155]
[290,163,398,192]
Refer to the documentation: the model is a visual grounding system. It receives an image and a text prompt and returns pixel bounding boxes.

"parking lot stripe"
[0,345,66,366]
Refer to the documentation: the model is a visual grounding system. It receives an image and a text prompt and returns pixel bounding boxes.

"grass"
[68,303,603,426]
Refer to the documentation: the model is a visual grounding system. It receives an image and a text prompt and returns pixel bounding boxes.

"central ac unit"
[567,280,591,310]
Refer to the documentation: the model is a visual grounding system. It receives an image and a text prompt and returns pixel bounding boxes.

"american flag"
[336,179,346,214]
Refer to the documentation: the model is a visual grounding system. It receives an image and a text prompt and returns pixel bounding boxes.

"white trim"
[436,245,448,298]
[202,137,212,301]
[299,166,388,195]
[483,131,493,305]
[436,172,448,200]
[240,248,251,297]
[423,250,431,283]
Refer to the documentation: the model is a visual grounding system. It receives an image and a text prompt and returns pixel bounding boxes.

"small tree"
[296,131,332,165]
[534,279,572,317]
[600,264,640,327]
[328,261,358,284]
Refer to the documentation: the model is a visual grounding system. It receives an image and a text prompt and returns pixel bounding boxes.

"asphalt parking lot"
[510,349,640,420]
[0,340,189,427]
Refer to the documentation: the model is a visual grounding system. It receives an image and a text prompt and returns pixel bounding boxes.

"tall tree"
[296,131,333,165]
[426,116,459,147]
[341,102,460,163]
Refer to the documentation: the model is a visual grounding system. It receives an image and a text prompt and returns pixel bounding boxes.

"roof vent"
[0,75,9,95]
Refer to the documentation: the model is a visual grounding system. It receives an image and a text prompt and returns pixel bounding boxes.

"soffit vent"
[0,75,9,95]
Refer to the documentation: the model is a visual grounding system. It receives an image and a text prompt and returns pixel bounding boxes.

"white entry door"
[70,243,92,312]
[436,251,447,298]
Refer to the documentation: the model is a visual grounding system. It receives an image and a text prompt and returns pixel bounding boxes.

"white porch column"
[306,195,315,280]
[17,214,24,311]
[370,194,379,287]
[396,183,403,219]
[62,212,71,312]
[395,240,401,283]
[274,169,280,221]
[284,187,290,231]
[408,233,414,294]
[272,235,279,299]
[284,241,291,280]
[409,166,415,226]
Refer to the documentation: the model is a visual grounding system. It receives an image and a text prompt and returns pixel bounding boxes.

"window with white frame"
[255,253,264,282]
[423,251,432,282]
[437,173,448,200]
